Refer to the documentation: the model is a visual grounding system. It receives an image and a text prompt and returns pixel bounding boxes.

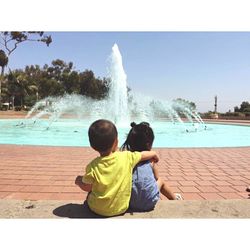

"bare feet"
[175,193,183,200]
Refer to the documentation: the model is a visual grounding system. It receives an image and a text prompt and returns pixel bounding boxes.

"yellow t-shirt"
[82,151,141,217]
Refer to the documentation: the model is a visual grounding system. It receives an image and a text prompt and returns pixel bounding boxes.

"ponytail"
[121,121,154,152]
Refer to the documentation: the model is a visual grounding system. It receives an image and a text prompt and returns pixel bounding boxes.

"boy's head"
[121,122,154,152]
[88,119,118,153]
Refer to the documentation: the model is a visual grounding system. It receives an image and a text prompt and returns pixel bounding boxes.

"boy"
[75,119,159,217]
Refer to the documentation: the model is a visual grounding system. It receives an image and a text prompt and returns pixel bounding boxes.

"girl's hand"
[150,160,156,168]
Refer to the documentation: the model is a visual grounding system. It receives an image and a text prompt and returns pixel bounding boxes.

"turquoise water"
[0,119,250,148]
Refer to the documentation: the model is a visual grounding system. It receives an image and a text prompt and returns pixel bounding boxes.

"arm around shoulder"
[140,151,159,163]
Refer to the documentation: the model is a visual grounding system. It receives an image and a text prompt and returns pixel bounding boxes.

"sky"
[5,32,250,113]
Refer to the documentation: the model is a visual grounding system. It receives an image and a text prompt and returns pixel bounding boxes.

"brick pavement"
[0,145,249,201]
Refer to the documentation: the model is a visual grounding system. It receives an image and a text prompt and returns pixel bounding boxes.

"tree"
[0,32,52,107]
[63,71,80,94]
[234,101,250,112]
[234,106,240,112]
[240,101,250,112]
[243,107,250,113]
[38,59,77,97]
[0,50,8,105]
[173,98,196,110]
[3,59,110,107]
[0,50,8,67]
[7,69,38,107]
[79,70,109,99]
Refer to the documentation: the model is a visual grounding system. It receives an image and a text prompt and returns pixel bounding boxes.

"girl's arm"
[151,161,160,180]
[141,151,159,163]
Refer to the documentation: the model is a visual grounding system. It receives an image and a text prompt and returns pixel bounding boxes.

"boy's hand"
[141,151,159,163]
[75,175,83,186]
[152,153,159,163]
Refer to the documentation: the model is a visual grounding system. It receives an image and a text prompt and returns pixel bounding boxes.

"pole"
[214,95,217,113]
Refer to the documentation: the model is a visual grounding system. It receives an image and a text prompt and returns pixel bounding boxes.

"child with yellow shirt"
[75,119,159,217]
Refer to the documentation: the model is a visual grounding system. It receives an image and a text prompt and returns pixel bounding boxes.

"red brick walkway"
[0,145,249,200]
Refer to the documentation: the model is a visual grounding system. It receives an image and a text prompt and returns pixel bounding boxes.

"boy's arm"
[140,151,159,163]
[75,175,92,192]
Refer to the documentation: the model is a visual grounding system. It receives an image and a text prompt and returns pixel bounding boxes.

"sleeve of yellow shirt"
[128,151,141,169]
[82,163,95,184]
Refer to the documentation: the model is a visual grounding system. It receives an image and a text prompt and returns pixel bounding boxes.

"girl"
[121,122,182,212]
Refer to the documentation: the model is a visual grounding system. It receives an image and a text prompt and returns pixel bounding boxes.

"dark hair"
[88,119,118,152]
[121,122,154,152]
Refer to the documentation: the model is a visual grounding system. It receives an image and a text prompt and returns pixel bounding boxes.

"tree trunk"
[0,66,5,108]
[12,96,15,110]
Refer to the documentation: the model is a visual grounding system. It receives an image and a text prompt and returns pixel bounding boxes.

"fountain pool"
[1,119,250,148]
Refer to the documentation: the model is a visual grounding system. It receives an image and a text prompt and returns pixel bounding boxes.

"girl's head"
[121,122,154,152]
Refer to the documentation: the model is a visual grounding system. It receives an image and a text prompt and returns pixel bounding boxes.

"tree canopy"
[0,31,52,106]
[173,98,196,110]
[234,101,250,113]
[1,59,109,108]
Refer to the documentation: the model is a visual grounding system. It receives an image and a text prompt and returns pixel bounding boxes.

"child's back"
[83,151,141,216]
[122,122,181,212]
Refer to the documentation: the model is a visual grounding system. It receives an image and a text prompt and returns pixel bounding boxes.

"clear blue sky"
[6,32,250,112]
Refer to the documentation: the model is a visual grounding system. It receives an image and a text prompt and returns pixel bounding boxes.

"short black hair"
[88,119,118,152]
[121,122,154,152]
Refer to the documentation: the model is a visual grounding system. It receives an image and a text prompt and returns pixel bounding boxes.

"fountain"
[107,44,129,124]
[4,44,250,148]
[25,43,204,131]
